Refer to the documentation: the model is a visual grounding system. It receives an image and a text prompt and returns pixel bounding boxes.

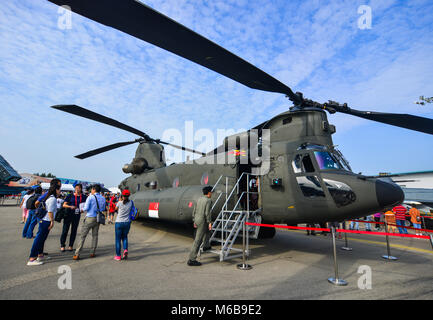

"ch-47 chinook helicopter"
[49,0,433,241]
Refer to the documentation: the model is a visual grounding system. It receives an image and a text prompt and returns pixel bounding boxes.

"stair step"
[210,238,235,243]
[212,227,241,232]
[208,248,244,255]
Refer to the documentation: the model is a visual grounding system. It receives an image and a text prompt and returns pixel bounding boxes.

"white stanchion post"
[382,221,397,261]
[341,221,352,251]
[422,216,427,235]
[237,220,252,270]
[328,227,347,286]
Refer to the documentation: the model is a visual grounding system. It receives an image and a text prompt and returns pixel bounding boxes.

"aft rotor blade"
[52,105,150,139]
[75,141,138,159]
[338,107,433,135]
[158,141,206,157]
[47,0,301,104]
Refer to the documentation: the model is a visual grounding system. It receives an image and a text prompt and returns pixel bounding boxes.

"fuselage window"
[296,176,325,198]
[137,184,140,192]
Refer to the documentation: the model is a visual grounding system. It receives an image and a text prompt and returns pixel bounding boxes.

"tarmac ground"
[1,200,433,300]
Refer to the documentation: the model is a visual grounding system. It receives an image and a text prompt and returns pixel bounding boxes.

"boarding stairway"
[200,173,261,262]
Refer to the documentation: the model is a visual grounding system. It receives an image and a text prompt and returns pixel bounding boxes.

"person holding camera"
[114,190,133,261]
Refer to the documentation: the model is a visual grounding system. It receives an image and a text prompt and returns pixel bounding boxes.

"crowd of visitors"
[20,179,135,266]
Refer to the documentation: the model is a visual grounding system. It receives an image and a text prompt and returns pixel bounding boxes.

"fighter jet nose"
[375,180,404,208]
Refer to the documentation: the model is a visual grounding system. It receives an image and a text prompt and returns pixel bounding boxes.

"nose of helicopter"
[375,180,404,208]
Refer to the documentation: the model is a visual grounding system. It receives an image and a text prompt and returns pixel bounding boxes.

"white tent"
[108,187,121,194]
[40,183,75,192]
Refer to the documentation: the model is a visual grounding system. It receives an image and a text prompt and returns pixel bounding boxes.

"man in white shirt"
[74,184,106,260]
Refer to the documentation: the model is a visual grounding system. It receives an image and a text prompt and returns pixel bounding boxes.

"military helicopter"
[48,0,433,239]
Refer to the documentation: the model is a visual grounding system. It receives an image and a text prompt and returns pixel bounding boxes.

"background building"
[378,171,433,209]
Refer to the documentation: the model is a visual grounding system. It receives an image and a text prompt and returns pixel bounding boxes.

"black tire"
[258,226,276,239]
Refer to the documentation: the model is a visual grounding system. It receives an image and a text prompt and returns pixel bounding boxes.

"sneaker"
[90,253,96,258]
[114,256,121,261]
[123,250,128,260]
[73,255,80,261]
[187,260,202,266]
[27,260,43,266]
[202,247,212,252]
[37,255,50,262]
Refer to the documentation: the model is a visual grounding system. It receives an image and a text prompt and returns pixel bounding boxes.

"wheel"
[258,226,276,239]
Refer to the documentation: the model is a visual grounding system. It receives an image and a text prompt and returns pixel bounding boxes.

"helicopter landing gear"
[258,226,276,239]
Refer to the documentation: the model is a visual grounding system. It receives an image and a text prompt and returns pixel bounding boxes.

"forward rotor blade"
[158,141,206,157]
[47,0,301,104]
[337,107,433,135]
[52,105,149,139]
[75,140,138,159]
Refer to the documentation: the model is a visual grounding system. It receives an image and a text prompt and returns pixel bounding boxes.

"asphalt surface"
[1,200,433,300]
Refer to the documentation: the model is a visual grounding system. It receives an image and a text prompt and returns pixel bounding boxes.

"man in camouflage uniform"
[187,186,213,266]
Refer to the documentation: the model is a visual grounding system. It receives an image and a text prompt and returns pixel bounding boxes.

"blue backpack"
[35,200,47,219]
[129,201,139,221]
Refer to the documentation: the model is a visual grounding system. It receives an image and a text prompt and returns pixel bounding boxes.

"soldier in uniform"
[187,186,213,266]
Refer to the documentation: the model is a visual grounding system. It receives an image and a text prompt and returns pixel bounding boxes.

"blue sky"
[1,0,433,187]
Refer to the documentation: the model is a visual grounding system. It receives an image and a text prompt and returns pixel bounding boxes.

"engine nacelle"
[122,157,148,175]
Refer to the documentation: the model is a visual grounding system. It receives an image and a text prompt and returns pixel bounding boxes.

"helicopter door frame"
[237,162,253,210]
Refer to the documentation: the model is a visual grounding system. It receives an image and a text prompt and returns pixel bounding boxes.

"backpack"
[26,194,39,210]
[129,201,139,221]
[35,199,48,219]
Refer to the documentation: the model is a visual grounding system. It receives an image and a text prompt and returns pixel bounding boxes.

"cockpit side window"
[292,154,315,173]
[302,155,315,173]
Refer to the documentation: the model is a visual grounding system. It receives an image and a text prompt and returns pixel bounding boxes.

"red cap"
[122,190,131,197]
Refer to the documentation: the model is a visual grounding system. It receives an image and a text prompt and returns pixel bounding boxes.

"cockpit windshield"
[332,148,352,172]
[297,143,352,172]
[314,151,341,170]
